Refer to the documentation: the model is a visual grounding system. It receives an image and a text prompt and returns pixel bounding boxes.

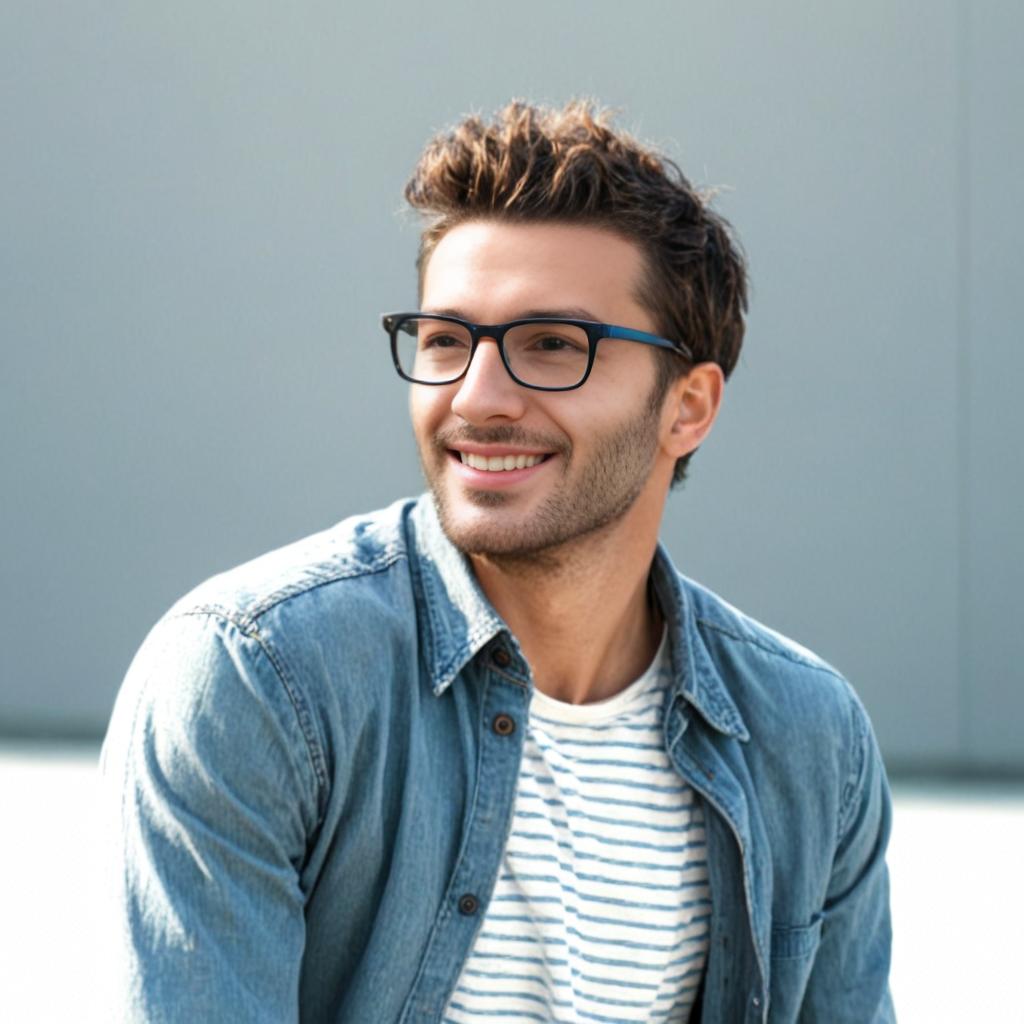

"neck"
[470,500,665,704]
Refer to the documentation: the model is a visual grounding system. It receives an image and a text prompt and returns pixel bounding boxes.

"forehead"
[421,220,651,323]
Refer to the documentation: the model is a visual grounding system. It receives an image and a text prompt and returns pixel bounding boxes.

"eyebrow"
[422,306,602,323]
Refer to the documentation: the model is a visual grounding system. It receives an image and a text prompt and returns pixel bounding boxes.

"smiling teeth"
[460,452,545,471]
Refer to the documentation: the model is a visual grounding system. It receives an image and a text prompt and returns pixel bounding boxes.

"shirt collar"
[408,494,749,741]
[409,496,509,696]
[650,547,750,742]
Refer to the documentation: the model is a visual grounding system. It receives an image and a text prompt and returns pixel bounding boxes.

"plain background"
[1,1,1021,773]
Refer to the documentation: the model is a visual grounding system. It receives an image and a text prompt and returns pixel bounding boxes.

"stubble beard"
[423,400,664,566]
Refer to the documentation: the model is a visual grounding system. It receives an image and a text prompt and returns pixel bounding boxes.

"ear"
[661,362,725,459]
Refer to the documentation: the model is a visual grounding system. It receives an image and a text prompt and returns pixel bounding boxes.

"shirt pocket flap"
[770,913,824,961]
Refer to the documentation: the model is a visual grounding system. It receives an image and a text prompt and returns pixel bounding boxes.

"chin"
[432,485,635,563]
[433,493,531,556]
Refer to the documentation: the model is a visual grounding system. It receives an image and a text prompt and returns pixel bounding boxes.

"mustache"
[433,425,570,456]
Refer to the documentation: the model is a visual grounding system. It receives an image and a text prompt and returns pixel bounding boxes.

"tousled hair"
[404,99,748,485]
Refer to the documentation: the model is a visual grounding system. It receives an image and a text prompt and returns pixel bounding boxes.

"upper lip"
[448,442,552,457]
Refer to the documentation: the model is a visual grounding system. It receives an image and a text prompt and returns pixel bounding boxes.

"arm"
[799,696,896,1022]
[101,611,323,1023]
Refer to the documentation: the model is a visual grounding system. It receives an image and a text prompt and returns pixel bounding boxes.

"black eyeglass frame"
[381,311,694,392]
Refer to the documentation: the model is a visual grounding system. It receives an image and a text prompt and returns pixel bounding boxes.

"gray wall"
[2,2,1021,773]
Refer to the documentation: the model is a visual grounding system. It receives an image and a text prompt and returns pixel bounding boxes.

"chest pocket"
[768,914,823,1021]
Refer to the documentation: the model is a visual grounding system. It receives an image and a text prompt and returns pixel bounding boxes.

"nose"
[450,337,527,424]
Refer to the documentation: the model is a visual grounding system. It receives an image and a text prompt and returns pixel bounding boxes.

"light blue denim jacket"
[102,495,895,1023]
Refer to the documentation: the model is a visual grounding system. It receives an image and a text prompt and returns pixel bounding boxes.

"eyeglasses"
[381,312,692,392]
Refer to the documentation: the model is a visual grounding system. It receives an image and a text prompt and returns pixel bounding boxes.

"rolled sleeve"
[101,611,322,1023]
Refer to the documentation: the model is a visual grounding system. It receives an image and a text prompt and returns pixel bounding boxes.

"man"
[103,101,895,1022]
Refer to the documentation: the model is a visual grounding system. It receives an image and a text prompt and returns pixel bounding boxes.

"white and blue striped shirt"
[444,632,710,1023]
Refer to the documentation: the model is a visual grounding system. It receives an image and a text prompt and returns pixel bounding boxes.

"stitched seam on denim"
[684,659,744,735]
[244,547,405,623]
[250,627,329,798]
[167,553,405,634]
[408,532,503,692]
[770,918,823,960]
[836,700,869,846]
[695,618,846,681]
[173,604,258,636]
[175,609,327,796]
[117,631,163,885]
[435,623,510,692]
[406,670,494,1018]
[410,542,444,686]
[486,661,530,687]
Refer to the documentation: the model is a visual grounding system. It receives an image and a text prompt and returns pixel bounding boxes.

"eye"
[536,335,572,351]
[528,331,587,354]
[420,331,468,350]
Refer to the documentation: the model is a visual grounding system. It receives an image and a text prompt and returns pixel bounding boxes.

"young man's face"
[411,220,679,559]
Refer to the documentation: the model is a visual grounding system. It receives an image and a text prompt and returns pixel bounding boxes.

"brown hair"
[404,99,749,485]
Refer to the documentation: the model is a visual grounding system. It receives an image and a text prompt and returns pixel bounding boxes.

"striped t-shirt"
[443,631,710,1023]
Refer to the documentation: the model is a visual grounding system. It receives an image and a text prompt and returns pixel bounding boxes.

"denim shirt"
[102,495,895,1023]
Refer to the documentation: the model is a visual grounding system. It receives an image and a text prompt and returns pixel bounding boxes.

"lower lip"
[449,453,553,488]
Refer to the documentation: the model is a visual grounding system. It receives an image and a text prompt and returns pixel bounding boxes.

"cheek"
[409,387,444,438]
[552,394,606,443]
[407,385,456,446]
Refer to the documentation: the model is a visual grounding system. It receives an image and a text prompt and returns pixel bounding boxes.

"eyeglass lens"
[394,318,590,388]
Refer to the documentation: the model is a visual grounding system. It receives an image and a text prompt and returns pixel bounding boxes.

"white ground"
[1,744,1022,1023]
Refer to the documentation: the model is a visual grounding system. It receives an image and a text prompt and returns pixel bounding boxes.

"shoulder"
[678,572,868,738]
[146,497,426,741]
[675,573,888,847]
[682,574,836,674]
[106,498,426,793]
[165,497,419,633]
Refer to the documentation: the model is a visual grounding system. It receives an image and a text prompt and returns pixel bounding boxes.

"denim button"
[458,893,479,915]
[492,647,511,668]
[492,713,516,737]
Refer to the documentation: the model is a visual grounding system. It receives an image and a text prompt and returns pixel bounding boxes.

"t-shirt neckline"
[529,626,669,726]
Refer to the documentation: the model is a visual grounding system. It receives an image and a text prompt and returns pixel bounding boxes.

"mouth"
[455,451,549,472]
[445,445,556,487]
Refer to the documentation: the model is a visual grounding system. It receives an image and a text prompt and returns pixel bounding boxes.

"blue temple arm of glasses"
[604,325,693,361]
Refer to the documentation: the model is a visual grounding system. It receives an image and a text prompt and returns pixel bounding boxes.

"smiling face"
[410,219,683,559]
